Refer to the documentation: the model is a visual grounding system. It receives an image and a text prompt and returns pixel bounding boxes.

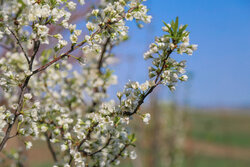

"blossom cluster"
[0,0,197,167]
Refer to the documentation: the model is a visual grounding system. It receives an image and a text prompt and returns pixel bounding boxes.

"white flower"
[41,125,48,132]
[67,2,76,10]
[69,24,76,32]
[11,103,18,110]
[140,81,149,91]
[169,85,176,92]
[36,25,49,37]
[75,30,82,36]
[162,26,169,32]
[61,144,68,151]
[70,34,78,43]
[182,36,189,43]
[41,4,50,18]
[24,70,32,76]
[92,9,99,16]
[143,113,151,124]
[79,0,85,5]
[116,92,123,99]
[34,102,40,108]
[18,115,24,122]
[54,34,63,40]
[24,93,32,100]
[125,13,133,21]
[64,132,71,140]
[143,51,152,60]
[59,40,68,47]
[191,44,198,51]
[130,151,137,160]
[179,75,188,81]
[86,22,95,31]
[25,141,32,150]
[131,82,139,89]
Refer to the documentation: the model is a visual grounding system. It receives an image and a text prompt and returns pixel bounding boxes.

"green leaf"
[163,21,173,36]
[178,24,188,36]
[54,63,60,69]
[173,17,179,36]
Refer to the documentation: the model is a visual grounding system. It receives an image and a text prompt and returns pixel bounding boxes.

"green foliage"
[163,17,189,44]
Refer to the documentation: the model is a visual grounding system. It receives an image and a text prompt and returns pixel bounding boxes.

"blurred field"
[127,105,250,167]
[187,111,250,148]
[184,110,250,167]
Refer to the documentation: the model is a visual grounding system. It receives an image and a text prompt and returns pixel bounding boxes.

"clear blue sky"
[112,0,250,108]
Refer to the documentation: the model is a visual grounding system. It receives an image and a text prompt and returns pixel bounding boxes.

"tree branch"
[0,39,41,151]
[45,132,58,162]
[85,134,112,156]
[7,27,30,64]
[124,49,173,116]
[98,37,111,74]
[32,7,137,76]
[110,144,129,164]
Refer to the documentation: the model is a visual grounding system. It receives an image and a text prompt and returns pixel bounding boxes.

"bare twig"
[45,132,58,162]
[7,27,30,64]
[98,37,111,74]
[29,40,40,70]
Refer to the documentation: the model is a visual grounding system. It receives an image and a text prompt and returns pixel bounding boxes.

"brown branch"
[124,49,173,116]
[45,132,58,162]
[29,40,40,70]
[7,27,30,64]
[8,133,18,139]
[85,134,112,156]
[110,144,129,164]
[32,42,82,75]
[32,6,137,76]
[0,4,137,153]
[97,37,111,74]
[0,75,31,151]
[0,39,41,151]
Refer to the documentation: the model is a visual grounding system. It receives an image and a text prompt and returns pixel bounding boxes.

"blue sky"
[111,0,250,108]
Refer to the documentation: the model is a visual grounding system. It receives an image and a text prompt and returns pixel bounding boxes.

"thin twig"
[124,49,173,116]
[29,40,40,70]
[110,144,129,164]
[98,37,111,74]
[45,132,58,162]
[7,27,30,64]
[85,135,112,156]
[0,5,137,153]
[32,7,137,76]
[0,39,40,151]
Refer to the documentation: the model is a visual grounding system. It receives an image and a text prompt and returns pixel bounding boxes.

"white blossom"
[24,93,32,100]
[25,141,32,150]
